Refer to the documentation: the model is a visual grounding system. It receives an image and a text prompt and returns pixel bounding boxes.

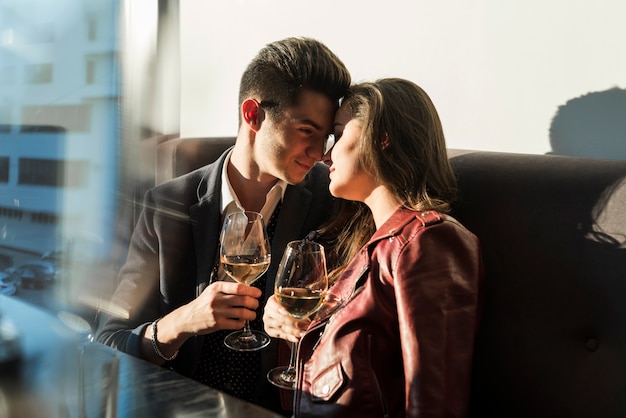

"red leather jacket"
[294,207,484,418]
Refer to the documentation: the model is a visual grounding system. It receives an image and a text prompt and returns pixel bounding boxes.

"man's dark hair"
[238,37,351,123]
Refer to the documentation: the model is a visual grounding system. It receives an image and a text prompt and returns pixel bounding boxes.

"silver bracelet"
[151,319,179,361]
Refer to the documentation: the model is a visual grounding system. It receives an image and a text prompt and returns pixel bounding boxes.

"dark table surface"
[0,294,284,418]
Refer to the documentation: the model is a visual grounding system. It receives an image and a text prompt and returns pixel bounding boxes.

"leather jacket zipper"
[304,264,369,352]
[294,263,369,415]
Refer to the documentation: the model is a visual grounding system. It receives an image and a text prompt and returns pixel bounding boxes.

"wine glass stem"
[241,320,253,338]
[281,341,298,382]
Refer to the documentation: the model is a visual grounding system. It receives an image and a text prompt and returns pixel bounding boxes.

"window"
[87,16,97,41]
[0,156,8,183]
[18,158,88,188]
[85,53,116,85]
[0,0,122,317]
[86,59,95,84]
[20,104,90,132]
[0,103,11,130]
[24,63,53,84]
[1,28,15,46]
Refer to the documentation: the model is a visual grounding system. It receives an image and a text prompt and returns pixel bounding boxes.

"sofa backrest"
[157,137,626,417]
[449,150,626,418]
[156,136,235,184]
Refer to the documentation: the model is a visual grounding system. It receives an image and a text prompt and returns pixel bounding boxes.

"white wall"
[179,0,626,156]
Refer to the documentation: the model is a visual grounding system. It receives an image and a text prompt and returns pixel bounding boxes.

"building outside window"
[0,0,121,318]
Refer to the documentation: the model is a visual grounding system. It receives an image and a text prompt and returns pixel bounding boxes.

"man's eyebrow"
[298,118,324,132]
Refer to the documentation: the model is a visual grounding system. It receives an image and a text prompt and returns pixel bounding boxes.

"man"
[95,37,350,415]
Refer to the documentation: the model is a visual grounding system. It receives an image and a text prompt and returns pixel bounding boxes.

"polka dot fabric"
[193,202,282,401]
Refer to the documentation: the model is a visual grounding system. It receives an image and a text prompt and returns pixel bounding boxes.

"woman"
[264,78,484,417]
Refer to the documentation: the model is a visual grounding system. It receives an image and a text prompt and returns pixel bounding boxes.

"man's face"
[255,89,335,185]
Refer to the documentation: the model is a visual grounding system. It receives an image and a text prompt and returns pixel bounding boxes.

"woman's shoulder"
[383,208,478,245]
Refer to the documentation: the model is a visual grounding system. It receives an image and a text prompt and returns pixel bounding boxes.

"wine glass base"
[267,366,296,390]
[224,330,270,352]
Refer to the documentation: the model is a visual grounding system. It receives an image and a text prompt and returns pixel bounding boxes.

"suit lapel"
[189,157,226,293]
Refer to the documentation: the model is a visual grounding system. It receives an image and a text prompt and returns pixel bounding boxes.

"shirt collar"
[220,149,287,221]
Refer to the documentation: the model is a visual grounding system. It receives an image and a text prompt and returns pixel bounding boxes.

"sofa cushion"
[449,151,626,418]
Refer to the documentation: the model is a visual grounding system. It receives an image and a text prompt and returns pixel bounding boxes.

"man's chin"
[284,175,304,185]
[283,170,308,185]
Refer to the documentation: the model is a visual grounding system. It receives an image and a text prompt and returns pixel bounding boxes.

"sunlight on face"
[257,90,335,185]
[327,107,376,201]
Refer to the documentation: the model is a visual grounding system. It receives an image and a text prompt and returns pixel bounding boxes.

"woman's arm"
[395,221,483,417]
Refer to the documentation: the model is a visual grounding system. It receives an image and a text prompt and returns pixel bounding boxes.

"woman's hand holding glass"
[263,296,310,343]
[265,240,328,389]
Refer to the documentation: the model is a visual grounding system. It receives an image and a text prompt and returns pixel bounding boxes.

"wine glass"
[267,239,328,389]
[220,211,272,351]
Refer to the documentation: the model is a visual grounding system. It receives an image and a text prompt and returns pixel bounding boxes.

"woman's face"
[326,106,377,202]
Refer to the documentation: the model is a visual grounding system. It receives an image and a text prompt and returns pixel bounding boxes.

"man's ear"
[242,99,263,131]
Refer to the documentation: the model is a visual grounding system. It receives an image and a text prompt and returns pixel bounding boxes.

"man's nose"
[307,135,326,161]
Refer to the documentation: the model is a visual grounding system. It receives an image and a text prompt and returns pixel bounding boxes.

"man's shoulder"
[150,164,219,206]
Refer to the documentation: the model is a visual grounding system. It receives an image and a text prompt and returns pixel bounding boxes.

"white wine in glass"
[220,211,271,351]
[267,239,328,389]
[222,256,271,286]
[276,287,326,319]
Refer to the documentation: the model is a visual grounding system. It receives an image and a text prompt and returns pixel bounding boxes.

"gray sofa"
[157,137,626,418]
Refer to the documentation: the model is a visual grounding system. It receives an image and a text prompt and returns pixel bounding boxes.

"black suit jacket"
[96,149,334,408]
